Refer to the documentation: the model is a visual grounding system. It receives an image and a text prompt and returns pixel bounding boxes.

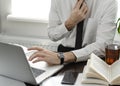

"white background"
[0,0,120,39]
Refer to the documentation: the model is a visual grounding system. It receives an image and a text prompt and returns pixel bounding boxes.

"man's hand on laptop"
[28,46,76,65]
[28,46,60,65]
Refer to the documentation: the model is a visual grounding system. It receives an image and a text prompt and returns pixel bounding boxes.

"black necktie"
[75,21,84,49]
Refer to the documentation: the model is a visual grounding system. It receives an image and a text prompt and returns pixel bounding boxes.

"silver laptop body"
[0,42,63,85]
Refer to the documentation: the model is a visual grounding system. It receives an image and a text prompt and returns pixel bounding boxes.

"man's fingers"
[74,0,83,9]
[28,46,44,51]
[81,2,87,12]
[74,0,78,8]
[32,58,44,63]
[76,0,84,9]
[82,3,88,14]
[28,52,44,61]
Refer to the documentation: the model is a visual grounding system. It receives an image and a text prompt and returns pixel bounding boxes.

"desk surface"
[25,61,119,86]
[25,61,87,86]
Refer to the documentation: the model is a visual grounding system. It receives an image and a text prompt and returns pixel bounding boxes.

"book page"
[82,75,108,85]
[90,53,110,82]
[85,60,105,80]
[111,77,120,85]
[81,66,108,86]
[111,60,120,83]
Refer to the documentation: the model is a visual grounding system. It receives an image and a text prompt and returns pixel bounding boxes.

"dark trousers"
[57,44,76,52]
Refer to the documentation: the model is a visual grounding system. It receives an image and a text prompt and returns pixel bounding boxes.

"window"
[117,0,120,18]
[8,0,51,23]
[8,0,120,23]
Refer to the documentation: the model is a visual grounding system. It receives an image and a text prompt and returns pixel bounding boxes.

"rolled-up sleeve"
[48,0,69,41]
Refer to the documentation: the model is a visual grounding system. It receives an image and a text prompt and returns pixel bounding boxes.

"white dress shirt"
[48,0,118,62]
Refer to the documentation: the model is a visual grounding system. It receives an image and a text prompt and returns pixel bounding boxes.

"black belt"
[57,44,76,52]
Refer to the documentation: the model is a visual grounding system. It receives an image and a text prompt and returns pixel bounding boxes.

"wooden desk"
[25,61,87,86]
[58,61,87,73]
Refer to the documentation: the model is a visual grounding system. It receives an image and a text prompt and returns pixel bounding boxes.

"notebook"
[0,42,63,85]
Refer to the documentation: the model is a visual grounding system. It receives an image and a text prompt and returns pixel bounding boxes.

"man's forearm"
[64,52,77,63]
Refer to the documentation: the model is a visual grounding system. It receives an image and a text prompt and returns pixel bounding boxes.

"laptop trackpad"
[31,67,45,78]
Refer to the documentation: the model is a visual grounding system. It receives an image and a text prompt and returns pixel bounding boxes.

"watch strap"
[57,52,64,65]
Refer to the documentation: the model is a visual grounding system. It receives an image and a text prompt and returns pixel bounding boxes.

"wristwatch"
[57,52,64,65]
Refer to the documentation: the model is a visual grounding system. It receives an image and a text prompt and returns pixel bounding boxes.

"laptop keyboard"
[31,67,45,78]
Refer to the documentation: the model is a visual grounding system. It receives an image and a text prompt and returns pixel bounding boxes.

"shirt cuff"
[60,23,69,34]
[71,49,90,62]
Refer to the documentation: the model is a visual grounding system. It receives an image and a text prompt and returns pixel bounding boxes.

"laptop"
[0,42,63,85]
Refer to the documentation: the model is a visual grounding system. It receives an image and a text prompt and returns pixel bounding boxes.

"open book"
[81,53,120,86]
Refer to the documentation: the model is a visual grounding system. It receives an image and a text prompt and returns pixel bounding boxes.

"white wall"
[0,0,49,38]
[0,14,1,33]
[0,8,1,32]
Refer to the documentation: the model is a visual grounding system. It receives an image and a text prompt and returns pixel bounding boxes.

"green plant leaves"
[117,18,120,34]
[118,24,120,33]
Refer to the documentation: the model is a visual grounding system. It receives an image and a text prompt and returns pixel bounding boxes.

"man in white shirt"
[28,0,118,65]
